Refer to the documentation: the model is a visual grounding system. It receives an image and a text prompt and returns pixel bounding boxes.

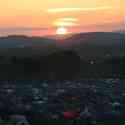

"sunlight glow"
[56,27,68,35]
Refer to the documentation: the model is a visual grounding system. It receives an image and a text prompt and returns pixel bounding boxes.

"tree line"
[0,50,125,80]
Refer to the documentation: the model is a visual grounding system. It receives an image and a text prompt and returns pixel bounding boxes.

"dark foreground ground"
[0,79,125,125]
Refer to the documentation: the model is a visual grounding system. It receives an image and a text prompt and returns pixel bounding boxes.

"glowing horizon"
[0,0,124,36]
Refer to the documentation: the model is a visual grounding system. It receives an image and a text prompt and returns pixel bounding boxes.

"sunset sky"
[0,0,124,36]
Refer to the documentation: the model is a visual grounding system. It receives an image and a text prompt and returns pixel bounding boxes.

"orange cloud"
[53,18,78,27]
[58,18,78,22]
[53,21,78,27]
[47,6,113,13]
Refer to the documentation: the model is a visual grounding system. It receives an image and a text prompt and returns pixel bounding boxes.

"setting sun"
[56,27,68,35]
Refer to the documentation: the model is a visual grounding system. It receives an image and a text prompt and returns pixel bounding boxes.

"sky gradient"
[0,0,124,36]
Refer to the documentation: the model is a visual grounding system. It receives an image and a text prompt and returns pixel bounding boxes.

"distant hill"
[0,32,125,59]
[0,32,124,47]
[55,32,125,46]
[0,35,55,47]
[115,30,125,34]
[54,32,125,60]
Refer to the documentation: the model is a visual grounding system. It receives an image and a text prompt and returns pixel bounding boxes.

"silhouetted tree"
[47,50,85,80]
